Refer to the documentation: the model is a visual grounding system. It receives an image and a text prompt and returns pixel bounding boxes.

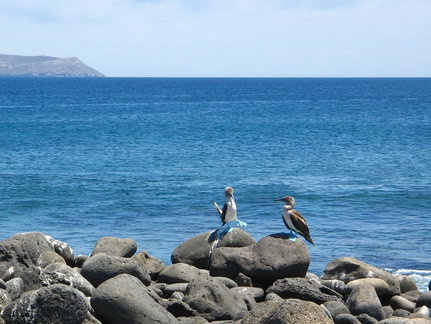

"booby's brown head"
[274,196,295,206]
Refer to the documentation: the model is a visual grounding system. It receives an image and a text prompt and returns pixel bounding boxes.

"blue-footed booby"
[214,187,247,237]
[274,196,314,245]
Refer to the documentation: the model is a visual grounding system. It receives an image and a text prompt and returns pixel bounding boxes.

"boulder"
[80,253,151,287]
[396,275,418,293]
[240,299,333,323]
[158,263,203,284]
[183,271,248,321]
[40,262,95,296]
[321,279,347,296]
[390,295,415,313]
[0,289,11,312]
[324,300,350,319]
[36,250,67,268]
[378,318,431,324]
[91,274,178,324]
[133,250,166,280]
[164,283,190,296]
[346,282,386,320]
[90,236,137,257]
[266,277,342,304]
[2,284,88,324]
[416,291,431,308]
[321,257,400,295]
[171,229,256,269]
[5,277,24,301]
[210,233,310,285]
[334,313,362,324]
[346,278,390,296]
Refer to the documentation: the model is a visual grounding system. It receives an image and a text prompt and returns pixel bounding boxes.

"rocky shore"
[1,230,430,324]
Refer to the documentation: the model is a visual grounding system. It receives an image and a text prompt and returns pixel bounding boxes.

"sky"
[1,0,430,77]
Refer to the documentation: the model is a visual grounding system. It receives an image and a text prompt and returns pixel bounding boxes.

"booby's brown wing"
[289,209,315,245]
[220,203,228,225]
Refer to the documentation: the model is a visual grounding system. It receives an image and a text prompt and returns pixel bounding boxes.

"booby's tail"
[304,234,315,245]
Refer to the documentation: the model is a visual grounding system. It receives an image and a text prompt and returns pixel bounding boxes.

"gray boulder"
[91,274,178,324]
[183,271,248,321]
[416,291,431,308]
[396,275,418,293]
[2,284,88,324]
[321,257,400,296]
[158,263,203,284]
[171,229,256,269]
[36,250,67,268]
[321,279,347,296]
[266,277,342,304]
[324,300,350,319]
[210,233,310,285]
[346,278,390,296]
[390,295,415,313]
[133,250,166,280]
[0,289,11,312]
[164,283,190,296]
[90,236,137,257]
[240,299,334,324]
[40,262,95,296]
[81,253,151,287]
[346,282,386,320]
[5,277,24,301]
[334,313,362,324]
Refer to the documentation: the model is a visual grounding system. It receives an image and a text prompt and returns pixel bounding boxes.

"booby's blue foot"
[287,230,297,242]
[226,220,248,228]
[215,225,232,239]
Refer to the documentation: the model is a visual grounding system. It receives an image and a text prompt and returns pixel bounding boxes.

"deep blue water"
[1,77,430,289]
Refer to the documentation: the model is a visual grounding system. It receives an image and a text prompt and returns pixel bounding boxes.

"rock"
[379,318,431,324]
[158,263,202,284]
[171,291,185,301]
[171,229,256,269]
[346,282,386,321]
[357,313,378,323]
[210,233,310,285]
[321,279,347,296]
[397,275,418,293]
[81,253,151,287]
[321,257,400,296]
[91,274,177,324]
[215,276,238,288]
[8,232,74,265]
[240,299,334,323]
[236,272,254,287]
[410,305,430,319]
[90,236,137,257]
[0,289,11,312]
[183,271,248,321]
[36,250,67,268]
[334,313,362,324]
[390,295,416,312]
[346,278,391,296]
[167,299,198,317]
[324,300,351,319]
[5,277,24,301]
[402,290,421,303]
[0,279,5,289]
[231,287,265,302]
[164,283,190,296]
[177,316,209,324]
[133,250,166,280]
[416,291,431,308]
[2,284,89,324]
[266,277,342,304]
[392,308,411,317]
[40,262,95,296]
[74,255,88,268]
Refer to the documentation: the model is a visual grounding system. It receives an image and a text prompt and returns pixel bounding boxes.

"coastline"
[1,231,430,323]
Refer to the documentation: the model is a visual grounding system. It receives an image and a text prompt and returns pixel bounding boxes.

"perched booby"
[213,187,247,237]
[274,196,314,245]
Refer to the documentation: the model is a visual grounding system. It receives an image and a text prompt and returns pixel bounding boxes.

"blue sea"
[1,77,430,290]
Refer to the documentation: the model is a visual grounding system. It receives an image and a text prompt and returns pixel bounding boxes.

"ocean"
[1,77,430,290]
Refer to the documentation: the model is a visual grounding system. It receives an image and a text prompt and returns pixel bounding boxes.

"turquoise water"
[1,77,430,288]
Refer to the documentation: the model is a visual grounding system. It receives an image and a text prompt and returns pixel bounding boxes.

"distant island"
[0,54,105,77]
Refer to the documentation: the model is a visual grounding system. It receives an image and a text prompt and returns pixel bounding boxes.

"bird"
[274,196,314,245]
[213,187,247,236]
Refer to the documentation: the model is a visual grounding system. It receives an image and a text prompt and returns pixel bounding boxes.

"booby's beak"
[274,197,285,202]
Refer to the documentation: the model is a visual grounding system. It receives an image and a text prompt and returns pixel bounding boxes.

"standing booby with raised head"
[214,187,247,236]
[274,196,314,245]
